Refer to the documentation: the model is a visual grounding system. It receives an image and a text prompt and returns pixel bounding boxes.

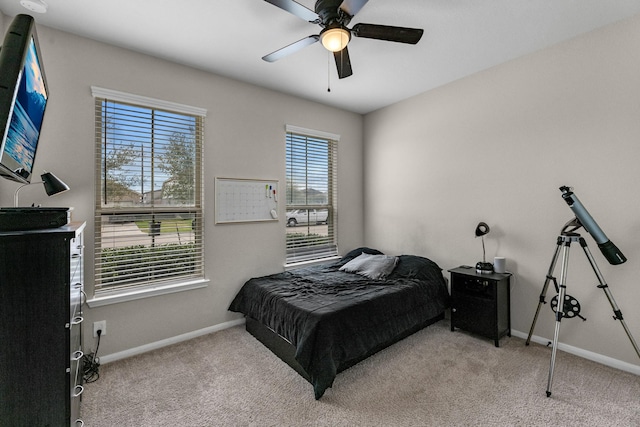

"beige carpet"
[81,320,640,426]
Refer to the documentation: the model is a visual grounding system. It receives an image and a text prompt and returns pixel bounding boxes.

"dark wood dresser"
[0,222,85,426]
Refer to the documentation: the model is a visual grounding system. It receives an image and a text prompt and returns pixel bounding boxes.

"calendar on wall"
[215,177,279,223]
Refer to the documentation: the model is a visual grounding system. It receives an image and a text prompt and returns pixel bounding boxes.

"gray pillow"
[339,253,399,280]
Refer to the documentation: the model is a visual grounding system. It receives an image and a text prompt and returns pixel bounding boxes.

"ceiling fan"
[262,0,424,79]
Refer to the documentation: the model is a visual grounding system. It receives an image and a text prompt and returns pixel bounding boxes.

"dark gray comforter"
[229,249,450,398]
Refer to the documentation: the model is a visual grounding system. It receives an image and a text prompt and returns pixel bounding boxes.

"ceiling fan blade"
[262,35,320,62]
[333,47,353,79]
[352,23,424,44]
[263,0,320,22]
[339,0,369,17]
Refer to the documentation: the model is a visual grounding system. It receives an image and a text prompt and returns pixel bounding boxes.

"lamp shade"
[474,221,493,273]
[41,171,70,196]
[320,27,351,52]
[475,222,490,237]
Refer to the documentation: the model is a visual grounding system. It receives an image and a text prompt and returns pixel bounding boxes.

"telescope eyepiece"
[560,186,574,205]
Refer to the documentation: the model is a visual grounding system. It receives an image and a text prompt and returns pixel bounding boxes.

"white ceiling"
[1,0,640,114]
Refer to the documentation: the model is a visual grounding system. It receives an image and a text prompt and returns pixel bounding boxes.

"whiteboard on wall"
[215,177,279,223]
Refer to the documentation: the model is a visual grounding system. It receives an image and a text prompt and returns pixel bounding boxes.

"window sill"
[86,278,209,307]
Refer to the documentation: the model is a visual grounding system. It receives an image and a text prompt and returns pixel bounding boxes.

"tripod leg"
[580,239,640,359]
[526,238,562,346]
[547,240,571,397]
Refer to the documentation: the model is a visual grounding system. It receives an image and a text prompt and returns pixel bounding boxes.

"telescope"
[559,186,626,265]
[527,186,638,398]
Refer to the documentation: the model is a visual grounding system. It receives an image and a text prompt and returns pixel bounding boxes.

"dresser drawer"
[70,233,83,283]
[70,365,83,427]
[69,300,84,427]
[70,283,83,323]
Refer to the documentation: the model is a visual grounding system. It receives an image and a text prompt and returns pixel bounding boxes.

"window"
[285,125,338,264]
[92,87,205,295]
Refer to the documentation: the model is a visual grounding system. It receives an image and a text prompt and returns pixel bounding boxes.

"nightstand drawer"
[453,275,495,299]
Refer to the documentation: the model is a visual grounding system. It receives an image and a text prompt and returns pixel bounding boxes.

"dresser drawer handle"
[72,350,83,361]
[73,385,84,397]
[75,419,84,427]
[71,316,83,326]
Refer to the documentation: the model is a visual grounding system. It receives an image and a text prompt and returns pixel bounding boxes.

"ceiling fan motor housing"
[315,0,352,26]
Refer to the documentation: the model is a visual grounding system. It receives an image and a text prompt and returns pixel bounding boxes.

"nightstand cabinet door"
[449,267,511,347]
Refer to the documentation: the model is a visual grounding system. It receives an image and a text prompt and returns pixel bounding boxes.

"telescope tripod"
[526,223,640,397]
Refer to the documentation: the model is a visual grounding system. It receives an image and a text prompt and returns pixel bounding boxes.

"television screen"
[0,14,48,184]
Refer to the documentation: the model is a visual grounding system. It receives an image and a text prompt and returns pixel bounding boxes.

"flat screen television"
[0,14,48,184]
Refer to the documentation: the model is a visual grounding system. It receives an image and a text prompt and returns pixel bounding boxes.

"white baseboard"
[511,329,640,376]
[97,320,638,377]
[98,318,246,365]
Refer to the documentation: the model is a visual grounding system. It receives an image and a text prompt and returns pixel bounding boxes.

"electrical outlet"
[93,320,106,337]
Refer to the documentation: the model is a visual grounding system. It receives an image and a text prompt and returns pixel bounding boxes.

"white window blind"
[285,127,338,264]
[92,88,205,293]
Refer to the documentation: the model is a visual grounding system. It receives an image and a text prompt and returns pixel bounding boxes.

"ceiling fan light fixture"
[320,27,350,52]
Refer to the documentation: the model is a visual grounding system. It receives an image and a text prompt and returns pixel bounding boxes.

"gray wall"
[0,15,365,356]
[364,14,640,367]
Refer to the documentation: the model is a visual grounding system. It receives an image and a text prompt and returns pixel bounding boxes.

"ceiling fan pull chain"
[327,50,332,92]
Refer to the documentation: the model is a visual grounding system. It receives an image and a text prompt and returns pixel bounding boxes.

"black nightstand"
[448,266,512,347]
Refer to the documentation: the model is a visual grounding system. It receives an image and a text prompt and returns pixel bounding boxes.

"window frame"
[285,125,339,265]
[90,87,207,302]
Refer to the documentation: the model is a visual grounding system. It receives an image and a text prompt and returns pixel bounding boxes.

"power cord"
[82,329,101,383]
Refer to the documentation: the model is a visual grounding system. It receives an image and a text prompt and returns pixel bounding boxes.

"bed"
[228,247,450,399]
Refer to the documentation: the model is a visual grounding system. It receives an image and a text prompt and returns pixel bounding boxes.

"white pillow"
[339,253,399,280]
